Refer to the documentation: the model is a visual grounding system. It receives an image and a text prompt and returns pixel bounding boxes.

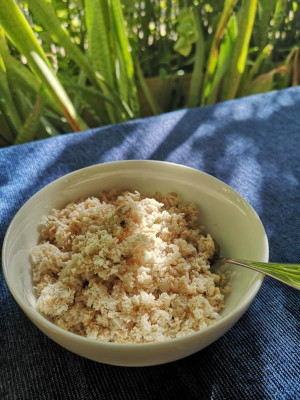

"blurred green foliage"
[0,0,299,146]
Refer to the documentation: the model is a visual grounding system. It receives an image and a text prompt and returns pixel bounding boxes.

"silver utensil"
[212,240,300,290]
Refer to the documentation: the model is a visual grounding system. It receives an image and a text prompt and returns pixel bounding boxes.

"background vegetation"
[0,0,299,146]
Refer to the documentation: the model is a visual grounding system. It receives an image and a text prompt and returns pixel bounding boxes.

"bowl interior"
[3,161,268,330]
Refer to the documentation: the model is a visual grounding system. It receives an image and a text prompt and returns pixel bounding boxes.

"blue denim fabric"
[0,87,299,400]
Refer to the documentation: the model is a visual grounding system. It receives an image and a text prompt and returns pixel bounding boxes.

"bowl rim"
[2,160,268,348]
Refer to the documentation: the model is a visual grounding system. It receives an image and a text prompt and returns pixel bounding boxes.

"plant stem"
[135,59,162,115]
[292,48,299,87]
[187,7,204,108]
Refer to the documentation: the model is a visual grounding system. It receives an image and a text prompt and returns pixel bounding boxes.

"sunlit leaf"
[174,8,198,57]
[222,0,259,100]
[0,0,83,131]
[111,0,140,115]
[201,0,238,105]
[207,14,238,105]
[14,95,43,145]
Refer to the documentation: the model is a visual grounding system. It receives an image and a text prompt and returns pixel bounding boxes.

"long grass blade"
[135,59,162,115]
[64,81,115,125]
[201,0,238,105]
[206,14,238,105]
[221,0,258,101]
[95,71,134,119]
[0,112,15,146]
[85,0,114,86]
[85,0,117,122]
[30,52,83,132]
[40,116,59,138]
[14,95,43,145]
[269,0,287,47]
[13,89,32,123]
[256,0,277,50]
[292,48,299,87]
[187,7,204,108]
[64,82,116,106]
[239,44,273,96]
[247,44,273,82]
[14,90,59,137]
[242,65,287,96]
[0,58,22,138]
[111,0,139,116]
[0,0,83,132]
[0,0,50,67]
[26,0,97,88]
[5,54,41,96]
[114,36,129,108]
[278,46,299,88]
[27,0,126,121]
[73,69,86,112]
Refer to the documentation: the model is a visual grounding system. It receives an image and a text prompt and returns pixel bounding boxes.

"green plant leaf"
[94,71,134,119]
[0,0,83,132]
[256,0,277,50]
[269,0,287,47]
[85,0,114,86]
[26,0,96,87]
[0,54,22,139]
[5,54,41,96]
[13,89,59,138]
[135,59,162,116]
[14,95,43,145]
[111,0,134,80]
[0,108,15,145]
[239,44,273,95]
[40,116,59,138]
[291,48,299,87]
[222,0,259,101]
[206,14,238,105]
[248,44,274,81]
[27,0,123,120]
[201,0,238,105]
[31,51,84,131]
[12,89,33,123]
[48,0,136,121]
[73,69,86,112]
[0,0,50,67]
[64,81,115,125]
[187,7,205,108]
[278,46,299,88]
[174,8,198,57]
[242,65,287,96]
[85,0,118,122]
[111,0,139,116]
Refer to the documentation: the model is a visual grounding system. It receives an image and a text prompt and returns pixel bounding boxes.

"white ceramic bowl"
[2,160,268,366]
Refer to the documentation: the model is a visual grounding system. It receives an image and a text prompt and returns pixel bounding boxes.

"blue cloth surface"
[0,87,299,399]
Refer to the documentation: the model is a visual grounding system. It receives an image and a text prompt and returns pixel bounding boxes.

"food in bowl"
[3,160,267,365]
[31,189,231,343]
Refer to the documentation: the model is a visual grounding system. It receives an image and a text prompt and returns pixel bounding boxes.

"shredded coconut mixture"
[31,190,230,343]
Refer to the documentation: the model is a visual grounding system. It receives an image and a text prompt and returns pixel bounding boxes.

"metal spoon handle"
[222,258,300,290]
